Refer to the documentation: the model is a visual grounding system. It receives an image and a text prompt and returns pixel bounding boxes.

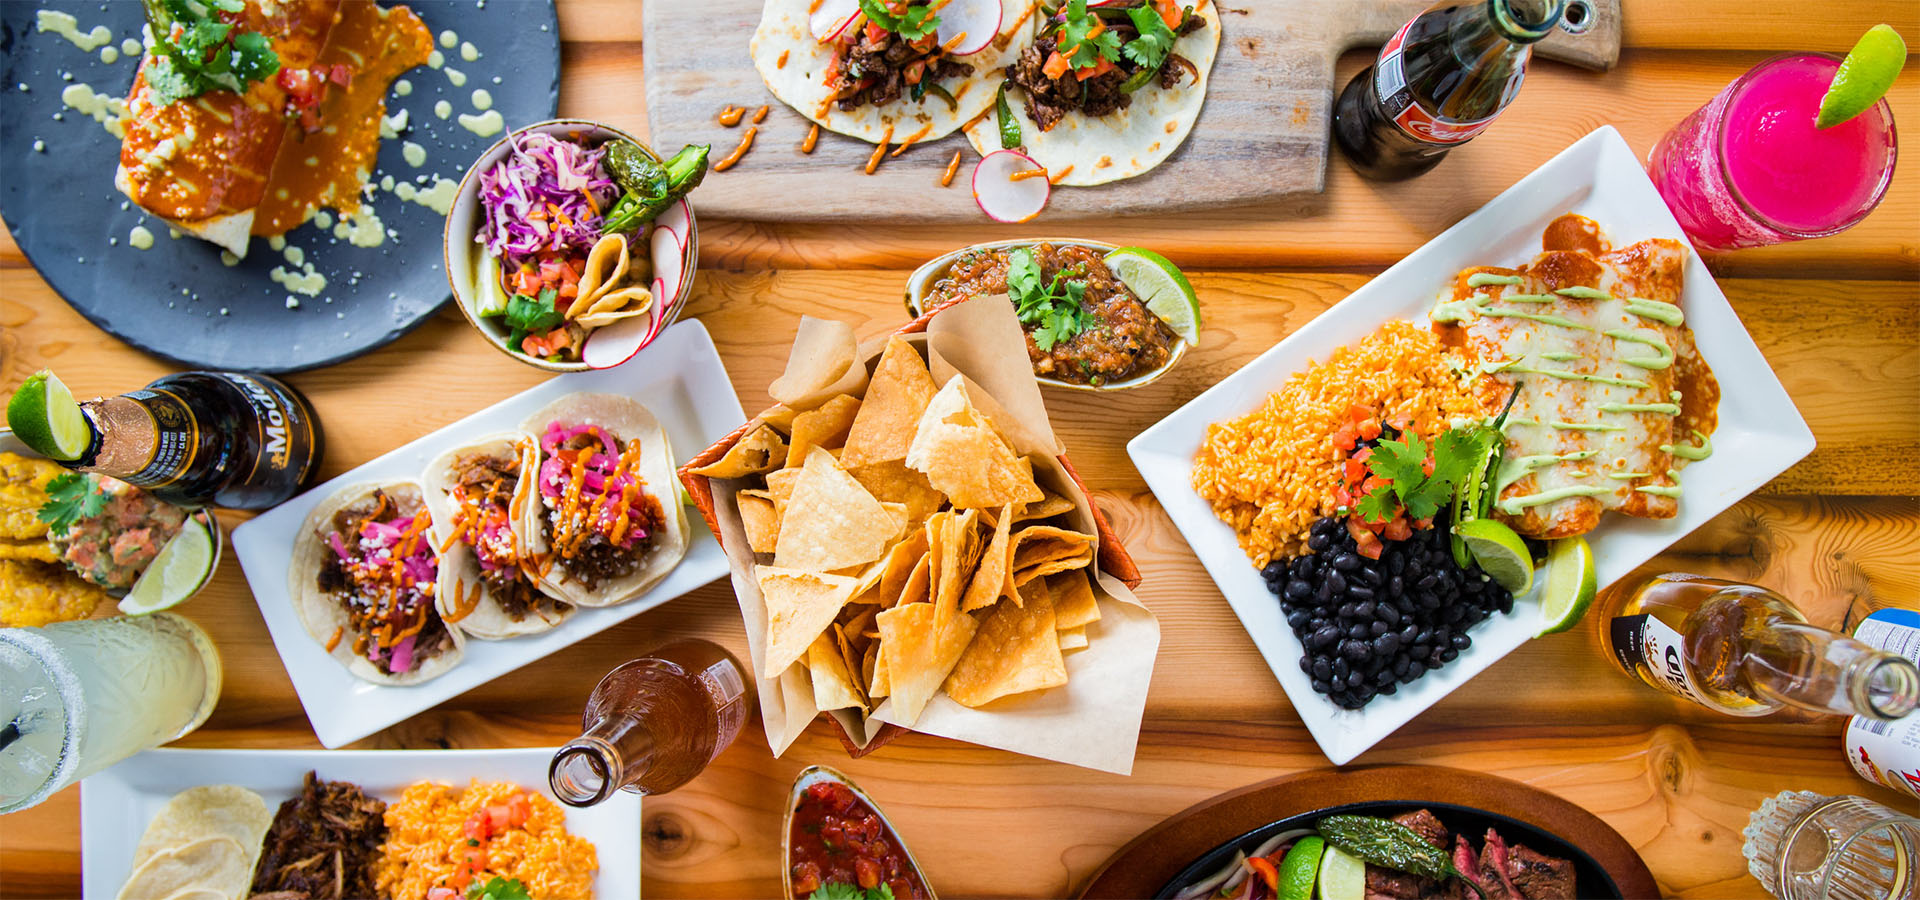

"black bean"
[1292,557,1315,579]
[1326,571,1348,594]
[1417,573,1439,591]
[1348,585,1376,601]
[1340,639,1366,661]
[1312,677,1331,694]
[1440,647,1460,663]
[1387,554,1406,575]
[1284,579,1312,601]
[1298,655,1314,674]
[1389,574,1405,595]
[1307,532,1331,553]
[1409,643,1431,660]
[1360,567,1384,586]
[1332,658,1350,680]
[1373,668,1395,686]
[1379,604,1401,626]
[1332,552,1360,572]
[1345,669,1366,688]
[1351,600,1375,619]
[1338,602,1359,619]
[1311,626,1340,650]
[1347,623,1370,639]
[1379,682,1397,696]
[1287,609,1312,630]
[1451,633,1473,651]
[1373,632,1401,656]
[1399,623,1419,643]
[1354,684,1376,703]
[1369,620,1390,636]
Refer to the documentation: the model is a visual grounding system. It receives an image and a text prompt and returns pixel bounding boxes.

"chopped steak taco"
[517,394,688,607]
[752,0,1037,145]
[424,435,575,640]
[290,481,464,685]
[965,0,1221,186]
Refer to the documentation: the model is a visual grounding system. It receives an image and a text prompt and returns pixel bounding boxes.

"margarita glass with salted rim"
[0,612,221,813]
[1647,53,1898,251]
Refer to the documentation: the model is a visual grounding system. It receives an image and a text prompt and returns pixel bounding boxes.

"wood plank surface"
[3,2,1919,898]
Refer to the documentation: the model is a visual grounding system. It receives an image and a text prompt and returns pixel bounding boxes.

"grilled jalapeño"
[8,370,323,510]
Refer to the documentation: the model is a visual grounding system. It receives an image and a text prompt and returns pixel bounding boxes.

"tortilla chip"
[840,607,876,639]
[737,490,781,553]
[860,528,930,607]
[841,337,938,469]
[770,317,866,409]
[905,378,1044,509]
[897,552,930,607]
[691,425,789,479]
[773,447,897,572]
[807,630,868,712]
[1010,525,1095,585]
[876,599,978,726]
[766,467,801,507]
[850,460,947,528]
[760,404,799,434]
[864,641,886,697]
[1058,626,1089,651]
[757,565,860,680]
[786,394,862,468]
[928,509,984,620]
[1015,492,1077,522]
[1047,570,1102,630]
[944,585,1068,708]
[961,504,1017,612]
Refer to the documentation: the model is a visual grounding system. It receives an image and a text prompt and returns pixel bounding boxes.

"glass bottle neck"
[1746,619,1920,720]
[549,713,654,807]
[1485,0,1563,44]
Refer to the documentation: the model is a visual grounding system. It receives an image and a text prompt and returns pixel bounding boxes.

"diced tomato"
[1383,518,1413,542]
[1359,418,1383,440]
[1346,517,1372,544]
[1332,424,1358,452]
[1333,485,1352,507]
[1248,856,1280,890]
[1353,446,1374,463]
[1346,403,1371,423]
[865,21,888,43]
[328,63,354,86]
[277,67,315,96]
[484,803,516,832]
[791,862,822,895]
[427,888,460,900]
[1075,55,1117,81]
[1355,530,1384,560]
[1042,51,1073,80]
[1343,458,1367,483]
[1422,456,1435,476]
[904,59,926,85]
[461,810,491,842]
[1154,0,1183,28]
[1362,475,1388,494]
[1412,516,1434,531]
[855,857,883,889]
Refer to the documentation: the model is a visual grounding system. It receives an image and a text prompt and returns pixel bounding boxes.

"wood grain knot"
[645,810,692,859]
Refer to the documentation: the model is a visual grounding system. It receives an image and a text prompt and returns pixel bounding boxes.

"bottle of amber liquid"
[548,639,751,805]
[1601,573,1920,720]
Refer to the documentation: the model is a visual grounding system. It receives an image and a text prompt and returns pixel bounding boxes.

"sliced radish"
[936,0,1001,55]
[581,313,654,369]
[644,277,670,346]
[973,149,1050,223]
[809,0,860,40]
[650,225,685,303]
[654,199,691,244]
[1087,0,1125,6]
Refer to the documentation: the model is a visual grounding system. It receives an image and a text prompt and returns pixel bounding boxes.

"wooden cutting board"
[643,0,1621,221]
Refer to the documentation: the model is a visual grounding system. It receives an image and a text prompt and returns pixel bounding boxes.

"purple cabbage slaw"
[536,421,650,549]
[326,512,437,673]
[476,131,620,266]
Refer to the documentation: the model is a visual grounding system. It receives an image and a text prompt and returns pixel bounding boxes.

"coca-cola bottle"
[1333,0,1565,180]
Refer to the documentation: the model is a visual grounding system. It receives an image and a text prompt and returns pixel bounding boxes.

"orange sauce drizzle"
[714,126,758,172]
[890,123,932,157]
[865,124,894,174]
[941,149,962,186]
[717,105,745,127]
[802,123,821,154]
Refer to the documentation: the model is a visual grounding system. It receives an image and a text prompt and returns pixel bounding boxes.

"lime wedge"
[1534,537,1597,636]
[119,517,216,615]
[1818,25,1907,129]
[7,370,91,461]
[1316,844,1366,900]
[1453,517,1534,595]
[1277,836,1325,900]
[1106,247,1201,345]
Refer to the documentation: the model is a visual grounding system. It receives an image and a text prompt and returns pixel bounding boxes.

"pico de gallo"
[531,421,668,590]
[315,488,455,676]
[1003,0,1205,133]
[820,0,972,113]
[789,779,928,900]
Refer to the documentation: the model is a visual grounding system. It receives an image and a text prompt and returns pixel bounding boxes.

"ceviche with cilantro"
[471,127,709,366]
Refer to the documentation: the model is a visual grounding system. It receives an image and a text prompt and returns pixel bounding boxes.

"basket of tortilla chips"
[679,294,1158,774]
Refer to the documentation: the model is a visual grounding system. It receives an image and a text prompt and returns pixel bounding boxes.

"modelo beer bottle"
[66,372,323,510]
[1333,0,1566,180]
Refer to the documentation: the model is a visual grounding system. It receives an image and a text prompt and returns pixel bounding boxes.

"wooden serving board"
[643,0,1621,221]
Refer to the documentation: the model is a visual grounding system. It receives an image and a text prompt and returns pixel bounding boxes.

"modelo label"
[1373,17,1507,145]
[120,388,198,487]
[1610,614,1703,704]
[1845,608,1920,799]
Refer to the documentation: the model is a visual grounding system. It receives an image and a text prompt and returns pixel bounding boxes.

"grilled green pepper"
[602,143,711,233]
[996,83,1021,149]
[1317,815,1489,895]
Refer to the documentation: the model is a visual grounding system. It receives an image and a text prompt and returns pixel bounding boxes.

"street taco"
[751,0,1036,145]
[965,0,1221,186]
[517,393,689,607]
[423,436,575,640]
[289,481,464,685]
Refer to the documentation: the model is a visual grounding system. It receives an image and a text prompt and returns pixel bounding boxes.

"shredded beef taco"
[423,435,575,640]
[289,481,464,685]
[517,393,689,607]
[965,0,1221,186]
[752,0,1035,145]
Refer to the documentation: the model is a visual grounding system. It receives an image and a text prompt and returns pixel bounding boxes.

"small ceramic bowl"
[444,118,698,372]
[0,430,222,608]
[781,765,937,900]
[902,238,1193,392]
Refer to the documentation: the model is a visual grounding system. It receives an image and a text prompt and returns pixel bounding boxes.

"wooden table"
[4,2,1917,896]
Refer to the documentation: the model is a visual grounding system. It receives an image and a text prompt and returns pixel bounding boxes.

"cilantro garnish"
[1355,429,1479,524]
[504,287,565,351]
[1120,5,1179,70]
[37,473,107,537]
[141,0,281,105]
[809,883,896,900]
[1058,0,1124,71]
[1007,248,1095,352]
[467,876,532,900]
[858,0,941,42]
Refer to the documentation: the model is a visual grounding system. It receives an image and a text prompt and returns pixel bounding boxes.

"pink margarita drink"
[1648,53,1898,251]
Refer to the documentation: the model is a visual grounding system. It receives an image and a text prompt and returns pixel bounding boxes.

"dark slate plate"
[0,0,559,372]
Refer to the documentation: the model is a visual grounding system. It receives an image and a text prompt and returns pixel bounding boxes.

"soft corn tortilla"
[423,435,574,640]
[517,393,690,608]
[751,0,1036,145]
[289,480,466,686]
[963,1,1222,186]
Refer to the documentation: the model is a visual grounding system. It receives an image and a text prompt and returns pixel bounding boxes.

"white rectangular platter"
[81,746,639,899]
[1127,126,1815,765]
[232,320,744,748]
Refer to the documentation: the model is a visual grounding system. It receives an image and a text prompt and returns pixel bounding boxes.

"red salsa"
[789,780,927,900]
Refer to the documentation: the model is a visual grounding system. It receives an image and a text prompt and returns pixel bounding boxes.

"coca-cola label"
[1373,16,1506,145]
